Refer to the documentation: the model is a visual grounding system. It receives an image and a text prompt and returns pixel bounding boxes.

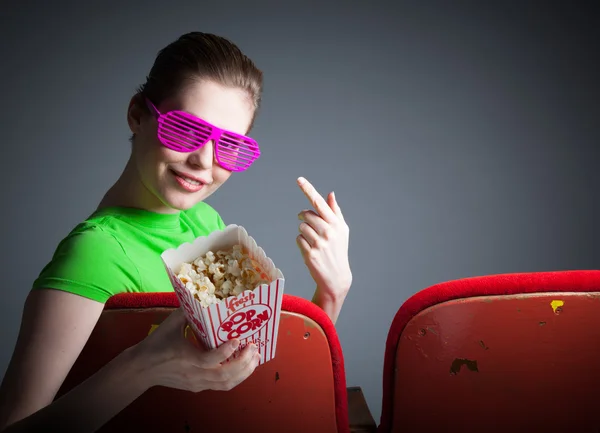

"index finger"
[297,177,337,223]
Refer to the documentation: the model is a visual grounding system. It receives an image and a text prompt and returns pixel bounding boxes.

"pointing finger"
[297,177,337,223]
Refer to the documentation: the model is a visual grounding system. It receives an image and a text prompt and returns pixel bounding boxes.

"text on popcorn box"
[217,303,272,342]
[229,337,272,360]
[225,291,256,313]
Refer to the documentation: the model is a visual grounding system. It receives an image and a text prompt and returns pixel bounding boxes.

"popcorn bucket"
[161,225,285,365]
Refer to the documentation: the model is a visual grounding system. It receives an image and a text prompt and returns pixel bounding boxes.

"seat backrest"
[57,292,349,433]
[378,270,600,433]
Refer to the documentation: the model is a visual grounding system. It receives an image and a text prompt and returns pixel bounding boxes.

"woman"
[0,32,352,433]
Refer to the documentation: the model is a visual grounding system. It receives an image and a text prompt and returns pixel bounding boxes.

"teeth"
[173,170,202,186]
[183,177,200,185]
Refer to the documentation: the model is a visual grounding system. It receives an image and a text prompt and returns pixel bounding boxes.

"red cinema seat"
[57,293,350,433]
[378,270,600,433]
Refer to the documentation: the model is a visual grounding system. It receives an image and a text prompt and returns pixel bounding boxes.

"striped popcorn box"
[161,224,285,365]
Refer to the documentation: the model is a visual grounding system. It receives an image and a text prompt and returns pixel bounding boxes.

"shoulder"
[54,221,127,257]
[32,221,139,302]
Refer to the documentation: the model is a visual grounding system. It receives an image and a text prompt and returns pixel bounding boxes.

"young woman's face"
[129,80,255,212]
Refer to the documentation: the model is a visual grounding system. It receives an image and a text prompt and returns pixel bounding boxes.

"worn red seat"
[378,270,600,433]
[57,292,350,433]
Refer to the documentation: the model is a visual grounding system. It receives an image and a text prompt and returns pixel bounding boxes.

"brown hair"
[133,32,263,138]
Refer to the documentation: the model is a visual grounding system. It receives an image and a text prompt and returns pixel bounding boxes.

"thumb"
[328,191,344,219]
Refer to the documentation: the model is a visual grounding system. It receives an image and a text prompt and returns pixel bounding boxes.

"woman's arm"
[1,344,148,433]
[0,289,260,433]
[0,289,105,430]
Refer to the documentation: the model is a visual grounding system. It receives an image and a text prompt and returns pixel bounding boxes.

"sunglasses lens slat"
[158,113,212,151]
[158,131,196,151]
[170,112,212,134]
[216,134,259,171]
[158,130,199,151]
[164,118,211,139]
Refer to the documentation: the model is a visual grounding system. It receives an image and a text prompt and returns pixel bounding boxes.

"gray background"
[1,0,598,424]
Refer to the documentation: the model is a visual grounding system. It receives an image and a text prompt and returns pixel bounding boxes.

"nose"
[188,140,215,171]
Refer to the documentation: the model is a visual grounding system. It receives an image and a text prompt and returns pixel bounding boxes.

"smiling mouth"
[170,169,205,192]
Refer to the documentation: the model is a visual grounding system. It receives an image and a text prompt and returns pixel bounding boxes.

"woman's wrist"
[113,344,155,394]
[312,286,348,325]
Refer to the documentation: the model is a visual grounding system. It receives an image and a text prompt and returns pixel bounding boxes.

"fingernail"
[298,213,304,221]
[231,339,240,349]
[297,177,306,185]
[332,191,336,200]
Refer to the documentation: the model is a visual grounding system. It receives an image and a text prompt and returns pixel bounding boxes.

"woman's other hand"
[296,177,352,324]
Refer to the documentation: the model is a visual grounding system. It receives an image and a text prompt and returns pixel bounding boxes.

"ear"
[127,93,148,135]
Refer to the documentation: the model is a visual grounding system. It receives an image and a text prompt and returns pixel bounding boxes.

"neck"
[98,157,177,214]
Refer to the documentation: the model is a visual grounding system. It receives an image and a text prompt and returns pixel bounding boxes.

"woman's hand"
[296,177,352,324]
[131,308,260,392]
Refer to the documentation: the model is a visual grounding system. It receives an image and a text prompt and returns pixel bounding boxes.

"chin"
[156,192,197,211]
[155,182,218,212]
[166,198,198,211]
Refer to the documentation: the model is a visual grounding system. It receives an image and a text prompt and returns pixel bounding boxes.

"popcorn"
[176,244,270,308]
[161,224,286,365]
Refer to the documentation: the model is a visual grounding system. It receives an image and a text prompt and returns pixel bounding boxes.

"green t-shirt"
[32,202,226,303]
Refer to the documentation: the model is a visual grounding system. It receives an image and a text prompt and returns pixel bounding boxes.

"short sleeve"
[32,226,140,303]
